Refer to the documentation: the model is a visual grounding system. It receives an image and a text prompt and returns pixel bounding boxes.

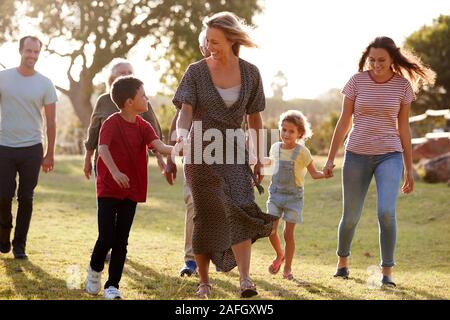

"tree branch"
[46,48,73,58]
[55,85,69,96]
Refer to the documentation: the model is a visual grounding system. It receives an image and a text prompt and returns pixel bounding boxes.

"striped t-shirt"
[342,71,415,155]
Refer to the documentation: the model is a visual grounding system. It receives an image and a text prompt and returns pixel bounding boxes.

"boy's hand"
[164,157,177,185]
[153,151,167,173]
[112,171,130,189]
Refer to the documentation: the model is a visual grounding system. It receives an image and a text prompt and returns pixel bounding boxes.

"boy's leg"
[0,146,17,253]
[90,198,118,272]
[13,144,43,256]
[106,199,136,289]
[283,221,296,276]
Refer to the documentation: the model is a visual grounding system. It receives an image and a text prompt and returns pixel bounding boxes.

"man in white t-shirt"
[0,36,57,259]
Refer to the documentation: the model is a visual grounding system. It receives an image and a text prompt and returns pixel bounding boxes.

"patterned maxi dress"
[173,58,277,272]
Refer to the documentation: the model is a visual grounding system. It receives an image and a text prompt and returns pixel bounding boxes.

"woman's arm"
[247,112,264,183]
[323,97,355,176]
[398,102,414,194]
[176,103,193,141]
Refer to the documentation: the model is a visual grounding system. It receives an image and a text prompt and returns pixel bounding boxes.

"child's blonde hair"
[278,110,313,141]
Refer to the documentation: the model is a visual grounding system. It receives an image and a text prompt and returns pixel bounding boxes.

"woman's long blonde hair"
[203,11,257,57]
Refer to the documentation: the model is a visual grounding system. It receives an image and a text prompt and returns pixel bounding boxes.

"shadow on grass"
[337,274,446,300]
[379,284,446,300]
[124,259,358,300]
[2,257,92,300]
[125,259,280,300]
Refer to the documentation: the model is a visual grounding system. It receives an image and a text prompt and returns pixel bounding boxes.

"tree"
[0,0,262,128]
[270,70,288,100]
[405,15,450,113]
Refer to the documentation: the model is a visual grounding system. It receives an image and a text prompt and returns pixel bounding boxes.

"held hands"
[254,162,264,184]
[112,170,130,189]
[164,156,177,185]
[401,170,414,194]
[153,151,167,174]
[323,159,336,178]
[173,136,186,157]
[42,154,54,173]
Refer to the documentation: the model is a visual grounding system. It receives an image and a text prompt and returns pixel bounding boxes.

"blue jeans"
[337,151,403,268]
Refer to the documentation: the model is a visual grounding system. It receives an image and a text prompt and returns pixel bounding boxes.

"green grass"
[0,155,449,300]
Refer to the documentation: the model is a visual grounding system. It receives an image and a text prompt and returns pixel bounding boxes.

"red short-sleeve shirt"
[96,113,159,202]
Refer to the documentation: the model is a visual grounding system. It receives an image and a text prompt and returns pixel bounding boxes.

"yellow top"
[268,142,313,187]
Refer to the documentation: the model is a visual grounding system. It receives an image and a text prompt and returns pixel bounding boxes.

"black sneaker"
[13,250,28,260]
[334,267,349,279]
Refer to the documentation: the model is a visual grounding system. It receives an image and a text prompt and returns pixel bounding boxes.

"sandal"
[240,278,258,298]
[282,272,294,281]
[333,267,349,279]
[268,257,284,274]
[381,275,396,287]
[196,283,212,299]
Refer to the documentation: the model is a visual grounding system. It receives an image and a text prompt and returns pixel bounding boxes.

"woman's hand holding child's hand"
[323,160,336,178]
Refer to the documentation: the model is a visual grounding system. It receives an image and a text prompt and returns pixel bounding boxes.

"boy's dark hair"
[19,36,43,51]
[110,76,143,109]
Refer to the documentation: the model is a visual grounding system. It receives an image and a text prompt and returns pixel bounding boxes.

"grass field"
[0,156,449,300]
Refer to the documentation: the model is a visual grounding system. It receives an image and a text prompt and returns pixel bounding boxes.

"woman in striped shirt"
[323,36,435,287]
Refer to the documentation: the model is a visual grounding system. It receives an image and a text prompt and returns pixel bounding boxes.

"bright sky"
[1,0,449,100]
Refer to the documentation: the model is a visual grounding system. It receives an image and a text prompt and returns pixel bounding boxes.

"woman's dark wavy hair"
[358,36,435,92]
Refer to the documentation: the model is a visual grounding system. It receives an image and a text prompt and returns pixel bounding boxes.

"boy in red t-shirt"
[85,76,174,299]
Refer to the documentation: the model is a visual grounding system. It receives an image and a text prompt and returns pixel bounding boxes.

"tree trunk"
[65,71,94,129]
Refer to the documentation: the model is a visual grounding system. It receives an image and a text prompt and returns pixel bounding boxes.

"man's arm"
[42,103,56,173]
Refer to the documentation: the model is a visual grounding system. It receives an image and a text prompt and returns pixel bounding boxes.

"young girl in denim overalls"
[265,110,328,280]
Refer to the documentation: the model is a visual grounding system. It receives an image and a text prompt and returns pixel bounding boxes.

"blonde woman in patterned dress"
[173,12,276,298]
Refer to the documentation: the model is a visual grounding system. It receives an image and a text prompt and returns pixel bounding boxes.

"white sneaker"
[104,286,123,300]
[85,265,102,295]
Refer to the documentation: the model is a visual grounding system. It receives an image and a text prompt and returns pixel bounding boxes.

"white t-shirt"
[0,68,58,147]
[216,85,241,107]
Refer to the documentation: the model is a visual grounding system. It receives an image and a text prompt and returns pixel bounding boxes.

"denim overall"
[267,143,304,224]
